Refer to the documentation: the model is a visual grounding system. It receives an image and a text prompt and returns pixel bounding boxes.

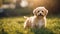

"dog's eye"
[42,11,43,12]
[38,11,40,12]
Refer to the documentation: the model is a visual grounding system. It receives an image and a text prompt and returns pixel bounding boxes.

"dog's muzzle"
[38,13,43,16]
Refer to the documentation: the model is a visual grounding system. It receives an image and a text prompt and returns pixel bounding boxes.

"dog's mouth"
[38,13,44,16]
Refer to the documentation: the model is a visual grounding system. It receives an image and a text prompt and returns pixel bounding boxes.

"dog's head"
[33,7,48,17]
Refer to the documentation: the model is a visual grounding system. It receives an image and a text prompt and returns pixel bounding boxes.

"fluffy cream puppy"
[24,7,48,29]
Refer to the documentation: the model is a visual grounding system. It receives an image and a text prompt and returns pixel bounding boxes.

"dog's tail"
[24,16,29,19]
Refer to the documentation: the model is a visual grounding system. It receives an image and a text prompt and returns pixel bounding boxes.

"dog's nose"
[38,13,41,16]
[40,13,42,15]
[38,13,43,16]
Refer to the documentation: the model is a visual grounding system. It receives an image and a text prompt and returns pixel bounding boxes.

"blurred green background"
[0,0,60,17]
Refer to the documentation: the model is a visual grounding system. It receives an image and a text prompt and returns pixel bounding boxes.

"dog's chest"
[36,19,43,25]
[32,18,44,27]
[38,20,44,26]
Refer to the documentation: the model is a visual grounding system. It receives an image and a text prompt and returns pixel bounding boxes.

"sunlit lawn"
[0,15,60,34]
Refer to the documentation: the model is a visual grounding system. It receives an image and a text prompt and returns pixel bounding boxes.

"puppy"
[24,7,48,29]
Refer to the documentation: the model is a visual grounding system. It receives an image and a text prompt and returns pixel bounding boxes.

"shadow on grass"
[30,27,54,34]
[1,28,8,34]
[17,21,24,24]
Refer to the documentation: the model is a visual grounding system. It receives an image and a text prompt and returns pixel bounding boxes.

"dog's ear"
[43,7,48,16]
[33,8,37,15]
[45,9,48,16]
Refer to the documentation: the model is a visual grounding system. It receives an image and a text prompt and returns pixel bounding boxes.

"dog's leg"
[24,22,27,29]
[24,19,31,29]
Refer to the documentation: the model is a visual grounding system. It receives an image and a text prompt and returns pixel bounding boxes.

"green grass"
[0,15,60,34]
